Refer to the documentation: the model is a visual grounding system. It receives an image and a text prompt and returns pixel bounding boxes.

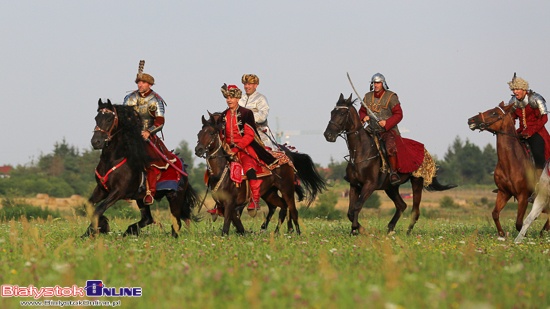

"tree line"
[0,135,496,198]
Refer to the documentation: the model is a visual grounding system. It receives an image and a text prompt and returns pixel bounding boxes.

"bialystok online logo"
[1,280,142,299]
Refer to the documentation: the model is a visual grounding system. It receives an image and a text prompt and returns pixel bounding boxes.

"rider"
[359,73,403,185]
[506,73,550,184]
[219,84,277,215]
[238,74,275,150]
[123,60,177,205]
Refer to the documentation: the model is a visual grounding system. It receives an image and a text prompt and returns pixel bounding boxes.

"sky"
[1,1,550,168]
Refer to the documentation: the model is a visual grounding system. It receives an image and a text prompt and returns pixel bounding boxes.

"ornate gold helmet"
[508,72,529,91]
[221,84,242,99]
[135,60,155,85]
[242,74,259,85]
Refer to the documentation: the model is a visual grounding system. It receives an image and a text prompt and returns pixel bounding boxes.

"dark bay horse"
[468,101,549,237]
[86,99,198,238]
[194,113,326,236]
[324,94,456,235]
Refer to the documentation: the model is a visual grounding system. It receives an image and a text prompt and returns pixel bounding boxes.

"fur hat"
[135,60,155,85]
[241,74,259,85]
[221,83,242,99]
[508,72,529,91]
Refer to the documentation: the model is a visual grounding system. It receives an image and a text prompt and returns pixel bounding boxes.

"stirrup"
[144,191,154,205]
[390,173,400,186]
[247,202,260,218]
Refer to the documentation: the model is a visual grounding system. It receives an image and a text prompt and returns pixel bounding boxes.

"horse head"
[195,112,222,158]
[91,99,119,149]
[324,93,359,142]
[468,101,514,133]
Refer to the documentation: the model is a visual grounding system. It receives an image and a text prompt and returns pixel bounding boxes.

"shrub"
[439,196,459,209]
[299,191,343,220]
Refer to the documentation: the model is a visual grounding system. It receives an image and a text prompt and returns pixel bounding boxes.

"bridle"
[475,106,518,138]
[93,107,120,143]
[329,105,379,166]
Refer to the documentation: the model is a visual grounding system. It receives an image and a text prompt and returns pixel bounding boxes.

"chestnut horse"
[324,94,456,235]
[468,101,549,237]
[86,99,198,238]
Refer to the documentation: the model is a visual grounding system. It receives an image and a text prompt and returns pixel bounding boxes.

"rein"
[94,107,121,142]
[476,106,519,138]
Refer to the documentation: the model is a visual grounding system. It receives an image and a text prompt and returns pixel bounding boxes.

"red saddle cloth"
[395,137,425,174]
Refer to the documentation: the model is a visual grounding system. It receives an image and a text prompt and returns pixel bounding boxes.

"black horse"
[195,113,326,235]
[85,99,198,238]
[324,94,456,235]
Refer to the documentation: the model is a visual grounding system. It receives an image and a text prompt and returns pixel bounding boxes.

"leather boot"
[388,155,400,185]
[144,168,157,205]
[247,179,262,217]
[528,168,544,203]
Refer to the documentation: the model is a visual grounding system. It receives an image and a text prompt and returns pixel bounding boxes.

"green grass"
[1,209,549,308]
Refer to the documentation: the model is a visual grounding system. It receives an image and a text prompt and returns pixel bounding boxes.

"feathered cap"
[221,83,242,99]
[241,74,259,85]
[135,60,155,85]
[508,72,529,91]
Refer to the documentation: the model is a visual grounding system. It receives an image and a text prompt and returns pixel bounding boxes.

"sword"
[147,139,188,177]
[347,72,381,124]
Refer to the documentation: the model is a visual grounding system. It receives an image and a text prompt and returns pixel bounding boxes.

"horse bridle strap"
[93,107,120,142]
[95,158,127,191]
[478,106,518,138]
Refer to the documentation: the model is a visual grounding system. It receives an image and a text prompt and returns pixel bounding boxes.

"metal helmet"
[370,73,389,91]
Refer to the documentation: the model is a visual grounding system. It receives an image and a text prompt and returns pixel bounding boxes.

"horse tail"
[425,177,457,192]
[295,184,305,202]
[182,182,201,222]
[286,150,327,207]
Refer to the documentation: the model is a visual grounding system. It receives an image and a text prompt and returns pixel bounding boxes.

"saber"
[147,139,188,177]
[347,72,380,123]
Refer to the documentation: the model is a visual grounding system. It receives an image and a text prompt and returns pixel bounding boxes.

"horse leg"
[516,194,530,232]
[124,200,155,236]
[82,191,120,238]
[167,191,184,238]
[492,190,512,237]
[261,191,282,232]
[347,185,360,233]
[517,171,550,242]
[282,186,300,235]
[406,177,424,234]
[385,185,407,233]
[229,205,246,235]
[351,182,377,235]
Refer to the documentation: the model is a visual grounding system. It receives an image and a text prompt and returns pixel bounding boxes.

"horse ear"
[338,93,344,102]
[499,101,505,108]
[347,93,353,102]
[107,99,112,106]
[98,99,102,106]
[201,115,207,125]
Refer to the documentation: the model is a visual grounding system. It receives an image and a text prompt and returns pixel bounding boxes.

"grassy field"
[1,196,550,309]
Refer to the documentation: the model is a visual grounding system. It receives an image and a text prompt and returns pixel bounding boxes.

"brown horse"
[195,113,326,236]
[86,99,198,238]
[324,94,456,235]
[468,101,550,237]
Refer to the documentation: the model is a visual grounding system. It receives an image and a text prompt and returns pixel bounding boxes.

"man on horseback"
[506,73,550,185]
[358,73,403,185]
[219,84,277,214]
[239,74,275,150]
[123,60,179,205]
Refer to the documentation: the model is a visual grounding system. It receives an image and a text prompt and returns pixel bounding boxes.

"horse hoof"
[211,213,218,222]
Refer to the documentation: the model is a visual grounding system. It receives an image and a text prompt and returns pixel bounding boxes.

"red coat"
[358,104,424,173]
[512,105,550,160]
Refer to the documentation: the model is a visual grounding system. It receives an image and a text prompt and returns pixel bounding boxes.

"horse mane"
[98,102,149,172]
